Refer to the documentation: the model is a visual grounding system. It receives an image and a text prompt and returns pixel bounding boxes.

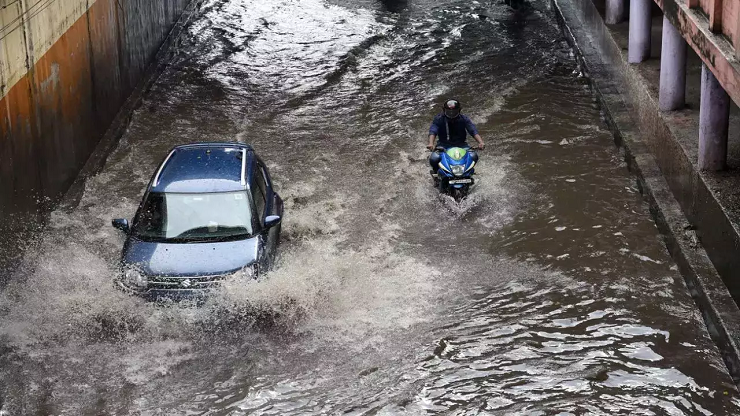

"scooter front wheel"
[452,188,466,202]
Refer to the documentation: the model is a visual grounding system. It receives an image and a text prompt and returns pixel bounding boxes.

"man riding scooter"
[427,99,485,172]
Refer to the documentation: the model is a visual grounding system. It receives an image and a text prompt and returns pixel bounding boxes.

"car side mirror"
[264,215,281,229]
[112,219,130,233]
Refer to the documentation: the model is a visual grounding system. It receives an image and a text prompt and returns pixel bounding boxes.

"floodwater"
[1,0,739,414]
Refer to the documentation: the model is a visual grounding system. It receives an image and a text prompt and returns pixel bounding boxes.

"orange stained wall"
[0,0,190,217]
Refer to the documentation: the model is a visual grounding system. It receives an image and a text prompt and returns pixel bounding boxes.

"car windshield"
[133,191,253,242]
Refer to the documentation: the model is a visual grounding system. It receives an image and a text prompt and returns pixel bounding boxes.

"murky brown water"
[1,0,739,414]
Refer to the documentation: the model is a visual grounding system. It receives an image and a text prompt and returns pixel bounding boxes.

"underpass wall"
[0,0,191,273]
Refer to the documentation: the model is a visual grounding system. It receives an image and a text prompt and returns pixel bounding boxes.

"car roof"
[150,143,255,193]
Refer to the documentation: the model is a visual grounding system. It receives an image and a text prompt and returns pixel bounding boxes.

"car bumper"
[142,288,212,302]
[116,280,221,302]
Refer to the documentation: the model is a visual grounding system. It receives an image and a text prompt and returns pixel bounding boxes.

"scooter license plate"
[449,179,472,184]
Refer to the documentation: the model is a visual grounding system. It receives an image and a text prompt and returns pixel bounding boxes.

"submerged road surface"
[1,0,739,414]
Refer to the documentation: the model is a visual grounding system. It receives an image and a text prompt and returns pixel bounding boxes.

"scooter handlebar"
[428,146,483,151]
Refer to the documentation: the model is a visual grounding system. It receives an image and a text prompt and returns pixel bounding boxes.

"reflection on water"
[419,280,723,414]
[1,0,739,414]
[379,0,408,13]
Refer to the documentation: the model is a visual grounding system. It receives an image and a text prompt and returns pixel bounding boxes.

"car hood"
[123,236,259,277]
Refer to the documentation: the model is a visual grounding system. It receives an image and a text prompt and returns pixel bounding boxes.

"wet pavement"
[1,0,739,414]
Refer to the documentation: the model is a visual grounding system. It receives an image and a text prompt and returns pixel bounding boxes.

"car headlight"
[124,268,148,288]
[239,263,259,279]
[451,165,465,176]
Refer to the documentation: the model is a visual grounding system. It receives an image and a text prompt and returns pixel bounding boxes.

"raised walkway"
[553,0,740,384]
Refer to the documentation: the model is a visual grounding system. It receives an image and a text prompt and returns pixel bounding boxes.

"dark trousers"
[429,150,442,169]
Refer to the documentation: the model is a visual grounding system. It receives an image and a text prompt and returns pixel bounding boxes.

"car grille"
[148,274,229,290]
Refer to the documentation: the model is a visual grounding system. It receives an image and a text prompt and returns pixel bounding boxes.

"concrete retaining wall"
[0,0,193,276]
[0,0,191,220]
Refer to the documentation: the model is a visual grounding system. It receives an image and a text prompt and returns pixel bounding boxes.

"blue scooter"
[430,146,479,202]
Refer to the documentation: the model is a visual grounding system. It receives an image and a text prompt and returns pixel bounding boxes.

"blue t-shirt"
[429,114,479,147]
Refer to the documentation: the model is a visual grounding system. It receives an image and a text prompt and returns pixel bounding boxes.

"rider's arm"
[427,134,437,149]
[464,116,485,149]
[428,118,441,149]
[473,134,485,149]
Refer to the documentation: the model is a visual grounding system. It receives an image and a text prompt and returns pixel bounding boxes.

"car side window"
[253,164,267,219]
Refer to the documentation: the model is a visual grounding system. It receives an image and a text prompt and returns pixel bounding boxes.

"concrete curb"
[58,0,205,212]
[552,0,740,385]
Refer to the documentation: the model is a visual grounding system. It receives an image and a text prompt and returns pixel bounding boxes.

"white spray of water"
[409,148,527,233]
[0,162,445,353]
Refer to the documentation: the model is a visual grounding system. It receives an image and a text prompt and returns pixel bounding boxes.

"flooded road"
[1,0,739,414]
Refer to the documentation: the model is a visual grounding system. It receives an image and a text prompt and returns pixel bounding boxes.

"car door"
[261,163,281,256]
[253,161,278,265]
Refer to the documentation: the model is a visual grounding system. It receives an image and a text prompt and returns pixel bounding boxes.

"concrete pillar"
[628,0,652,63]
[699,64,730,171]
[606,0,626,24]
[659,16,687,111]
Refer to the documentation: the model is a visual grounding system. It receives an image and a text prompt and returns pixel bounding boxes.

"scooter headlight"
[451,165,465,176]
[123,267,148,288]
